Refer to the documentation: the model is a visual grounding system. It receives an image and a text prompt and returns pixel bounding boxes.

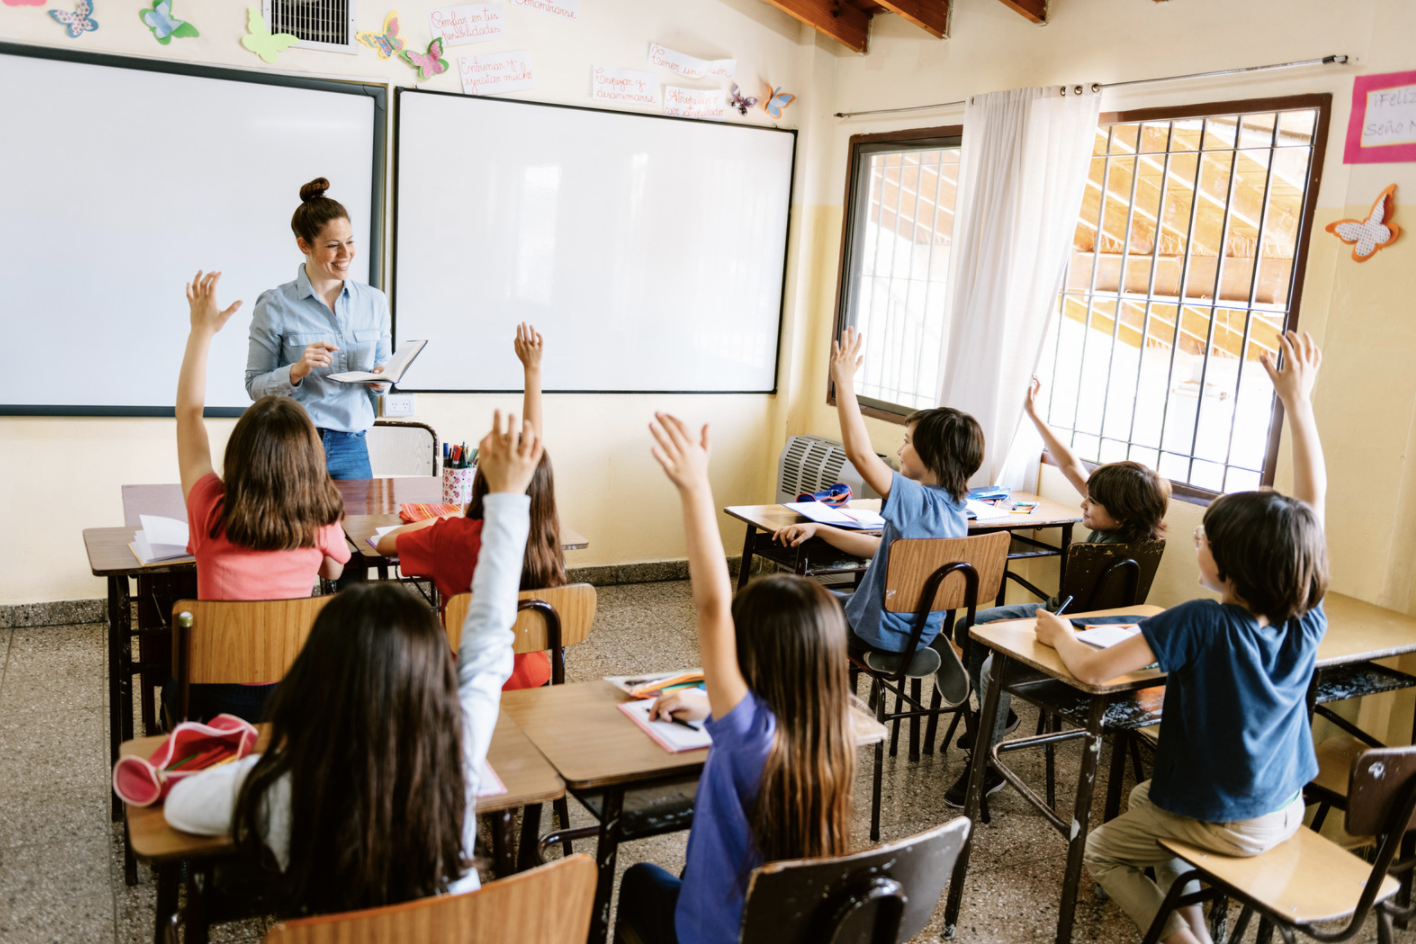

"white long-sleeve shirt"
[164,492,530,895]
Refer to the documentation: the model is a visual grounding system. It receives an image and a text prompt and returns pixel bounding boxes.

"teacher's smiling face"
[296,217,356,282]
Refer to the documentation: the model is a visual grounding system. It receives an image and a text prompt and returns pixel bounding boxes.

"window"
[1034,96,1330,499]
[832,127,962,420]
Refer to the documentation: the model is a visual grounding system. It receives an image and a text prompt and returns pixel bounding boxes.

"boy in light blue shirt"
[773,327,983,706]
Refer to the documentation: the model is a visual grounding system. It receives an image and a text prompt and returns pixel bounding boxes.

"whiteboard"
[394,90,794,393]
[0,44,382,415]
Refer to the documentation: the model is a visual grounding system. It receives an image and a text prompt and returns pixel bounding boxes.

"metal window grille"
[264,0,357,53]
[838,136,962,414]
[1035,106,1322,496]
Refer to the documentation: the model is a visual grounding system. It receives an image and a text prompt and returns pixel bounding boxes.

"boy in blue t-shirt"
[1034,331,1327,944]
[772,327,984,707]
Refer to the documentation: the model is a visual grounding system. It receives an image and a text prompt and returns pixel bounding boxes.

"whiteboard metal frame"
[0,41,388,417]
[391,87,797,395]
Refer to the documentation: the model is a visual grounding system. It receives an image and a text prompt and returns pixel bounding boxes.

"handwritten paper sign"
[509,0,576,19]
[1345,69,1416,164]
[429,4,504,46]
[459,51,534,95]
[648,43,734,81]
[592,67,657,107]
[664,86,725,121]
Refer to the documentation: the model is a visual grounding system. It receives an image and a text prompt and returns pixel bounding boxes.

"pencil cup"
[442,465,476,505]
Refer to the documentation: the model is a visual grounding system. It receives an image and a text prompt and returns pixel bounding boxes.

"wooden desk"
[343,514,589,561]
[724,492,1082,598]
[122,713,563,944]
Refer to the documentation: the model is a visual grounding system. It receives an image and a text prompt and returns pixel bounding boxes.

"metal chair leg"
[871,677,884,843]
[553,797,574,857]
[940,708,964,756]
[923,686,942,755]
[888,685,902,758]
[908,678,922,762]
[1046,714,1060,810]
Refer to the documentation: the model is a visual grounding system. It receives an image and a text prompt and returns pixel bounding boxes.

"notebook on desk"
[618,700,713,753]
[784,502,885,530]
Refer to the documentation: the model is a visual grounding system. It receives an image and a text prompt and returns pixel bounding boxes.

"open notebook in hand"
[329,339,427,384]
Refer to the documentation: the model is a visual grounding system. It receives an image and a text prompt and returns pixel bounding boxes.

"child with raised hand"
[770,327,984,708]
[616,412,856,944]
[1032,331,1326,944]
[164,410,542,916]
[167,271,350,724]
[376,323,562,690]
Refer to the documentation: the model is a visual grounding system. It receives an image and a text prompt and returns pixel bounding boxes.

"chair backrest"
[738,817,971,944]
[172,597,332,720]
[882,532,1010,614]
[263,854,597,944]
[443,585,597,681]
[1059,540,1165,611]
[368,420,439,477]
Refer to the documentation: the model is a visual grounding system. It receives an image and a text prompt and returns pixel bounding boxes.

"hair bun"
[299,177,331,203]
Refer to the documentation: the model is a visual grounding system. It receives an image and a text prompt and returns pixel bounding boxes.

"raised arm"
[178,272,243,501]
[1262,331,1325,526]
[513,322,544,433]
[649,412,748,719]
[830,328,894,499]
[1023,376,1090,498]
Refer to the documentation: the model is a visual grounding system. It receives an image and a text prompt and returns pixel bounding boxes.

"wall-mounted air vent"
[263,0,357,53]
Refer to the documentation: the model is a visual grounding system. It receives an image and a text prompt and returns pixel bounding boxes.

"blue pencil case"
[797,483,853,507]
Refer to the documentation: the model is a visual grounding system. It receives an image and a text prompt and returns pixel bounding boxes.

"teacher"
[245,177,391,480]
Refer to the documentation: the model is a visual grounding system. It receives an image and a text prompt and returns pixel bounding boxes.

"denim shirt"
[245,264,391,433]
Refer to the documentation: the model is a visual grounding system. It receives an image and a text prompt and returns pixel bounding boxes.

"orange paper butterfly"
[1325,184,1400,262]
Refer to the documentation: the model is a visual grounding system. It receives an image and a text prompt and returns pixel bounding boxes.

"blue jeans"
[617,863,681,944]
[319,428,371,480]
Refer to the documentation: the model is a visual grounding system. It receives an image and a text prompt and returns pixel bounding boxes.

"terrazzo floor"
[0,579,1406,943]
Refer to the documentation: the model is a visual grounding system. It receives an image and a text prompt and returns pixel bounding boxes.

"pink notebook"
[617,701,712,754]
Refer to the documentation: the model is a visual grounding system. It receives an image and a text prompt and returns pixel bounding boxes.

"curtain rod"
[833,54,1349,119]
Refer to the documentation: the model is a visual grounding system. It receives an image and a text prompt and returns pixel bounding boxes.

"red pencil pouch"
[112,714,259,807]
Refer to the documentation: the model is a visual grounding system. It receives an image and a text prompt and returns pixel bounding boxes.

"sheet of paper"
[508,0,575,19]
[966,499,1012,521]
[648,43,734,80]
[784,501,875,529]
[366,525,402,550]
[429,4,505,46]
[1362,82,1416,148]
[591,67,657,107]
[1075,623,1141,649]
[475,758,507,797]
[137,515,190,562]
[839,507,885,529]
[663,86,726,121]
[619,700,712,753]
[459,51,534,96]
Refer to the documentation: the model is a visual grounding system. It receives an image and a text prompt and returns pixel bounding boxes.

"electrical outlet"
[382,393,416,417]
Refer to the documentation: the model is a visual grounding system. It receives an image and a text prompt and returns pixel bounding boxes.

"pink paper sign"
[1345,70,1416,164]
[459,51,533,95]
[509,0,575,20]
[664,86,726,122]
[429,4,504,47]
[592,67,657,107]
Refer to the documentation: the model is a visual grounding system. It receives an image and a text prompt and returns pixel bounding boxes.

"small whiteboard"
[393,89,795,393]
[0,44,384,415]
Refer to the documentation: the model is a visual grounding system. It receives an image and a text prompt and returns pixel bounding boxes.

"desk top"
[723,492,1081,535]
[972,606,1168,695]
[122,713,563,863]
[343,514,590,560]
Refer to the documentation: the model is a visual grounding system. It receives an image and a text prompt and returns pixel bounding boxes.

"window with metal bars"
[831,126,962,420]
[1034,95,1330,501]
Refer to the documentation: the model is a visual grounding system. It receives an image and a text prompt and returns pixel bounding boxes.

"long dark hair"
[466,449,565,590]
[232,584,467,916]
[218,395,343,550]
[732,575,854,865]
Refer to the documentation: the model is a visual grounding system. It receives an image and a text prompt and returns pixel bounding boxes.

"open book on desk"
[784,502,885,530]
[618,700,713,753]
[329,339,427,384]
[130,515,193,566]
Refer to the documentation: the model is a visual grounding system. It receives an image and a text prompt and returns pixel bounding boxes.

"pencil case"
[112,714,259,807]
[797,483,852,507]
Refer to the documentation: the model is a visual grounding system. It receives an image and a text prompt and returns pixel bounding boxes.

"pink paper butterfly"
[49,0,97,36]
[729,82,757,116]
[401,36,448,81]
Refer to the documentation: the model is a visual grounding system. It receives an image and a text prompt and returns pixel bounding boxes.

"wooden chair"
[615,818,970,944]
[1140,745,1416,944]
[264,853,597,944]
[849,532,1010,842]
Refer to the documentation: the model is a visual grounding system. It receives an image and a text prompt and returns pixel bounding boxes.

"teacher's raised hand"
[290,341,338,383]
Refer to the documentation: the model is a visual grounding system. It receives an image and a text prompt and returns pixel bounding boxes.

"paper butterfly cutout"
[48,0,96,37]
[401,36,448,81]
[140,0,198,44]
[729,83,757,117]
[1325,184,1401,263]
[356,9,405,59]
[762,86,794,120]
[241,7,298,64]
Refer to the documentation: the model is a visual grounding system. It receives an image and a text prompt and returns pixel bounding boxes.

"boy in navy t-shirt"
[1033,331,1327,944]
[773,327,984,707]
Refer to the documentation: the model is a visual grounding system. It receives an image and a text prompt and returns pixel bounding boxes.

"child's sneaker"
[944,766,1006,808]
[931,637,971,708]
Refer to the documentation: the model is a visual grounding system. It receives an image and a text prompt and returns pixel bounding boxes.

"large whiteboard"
[0,45,382,415]
[394,90,794,393]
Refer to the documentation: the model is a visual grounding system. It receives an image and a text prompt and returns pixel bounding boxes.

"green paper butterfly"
[241,7,297,63]
[139,0,198,44]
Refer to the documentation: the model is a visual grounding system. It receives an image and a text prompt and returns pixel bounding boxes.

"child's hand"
[772,523,820,547]
[514,322,543,372]
[1024,375,1042,419]
[649,412,711,493]
[185,271,243,336]
[477,410,543,495]
[1034,609,1071,649]
[650,688,710,723]
[830,327,865,387]
[1261,331,1322,407]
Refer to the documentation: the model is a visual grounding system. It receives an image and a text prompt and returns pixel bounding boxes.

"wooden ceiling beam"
[758,0,871,53]
[874,0,950,38]
[995,0,1046,24]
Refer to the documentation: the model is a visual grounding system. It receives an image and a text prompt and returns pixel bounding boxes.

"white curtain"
[937,85,1101,490]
